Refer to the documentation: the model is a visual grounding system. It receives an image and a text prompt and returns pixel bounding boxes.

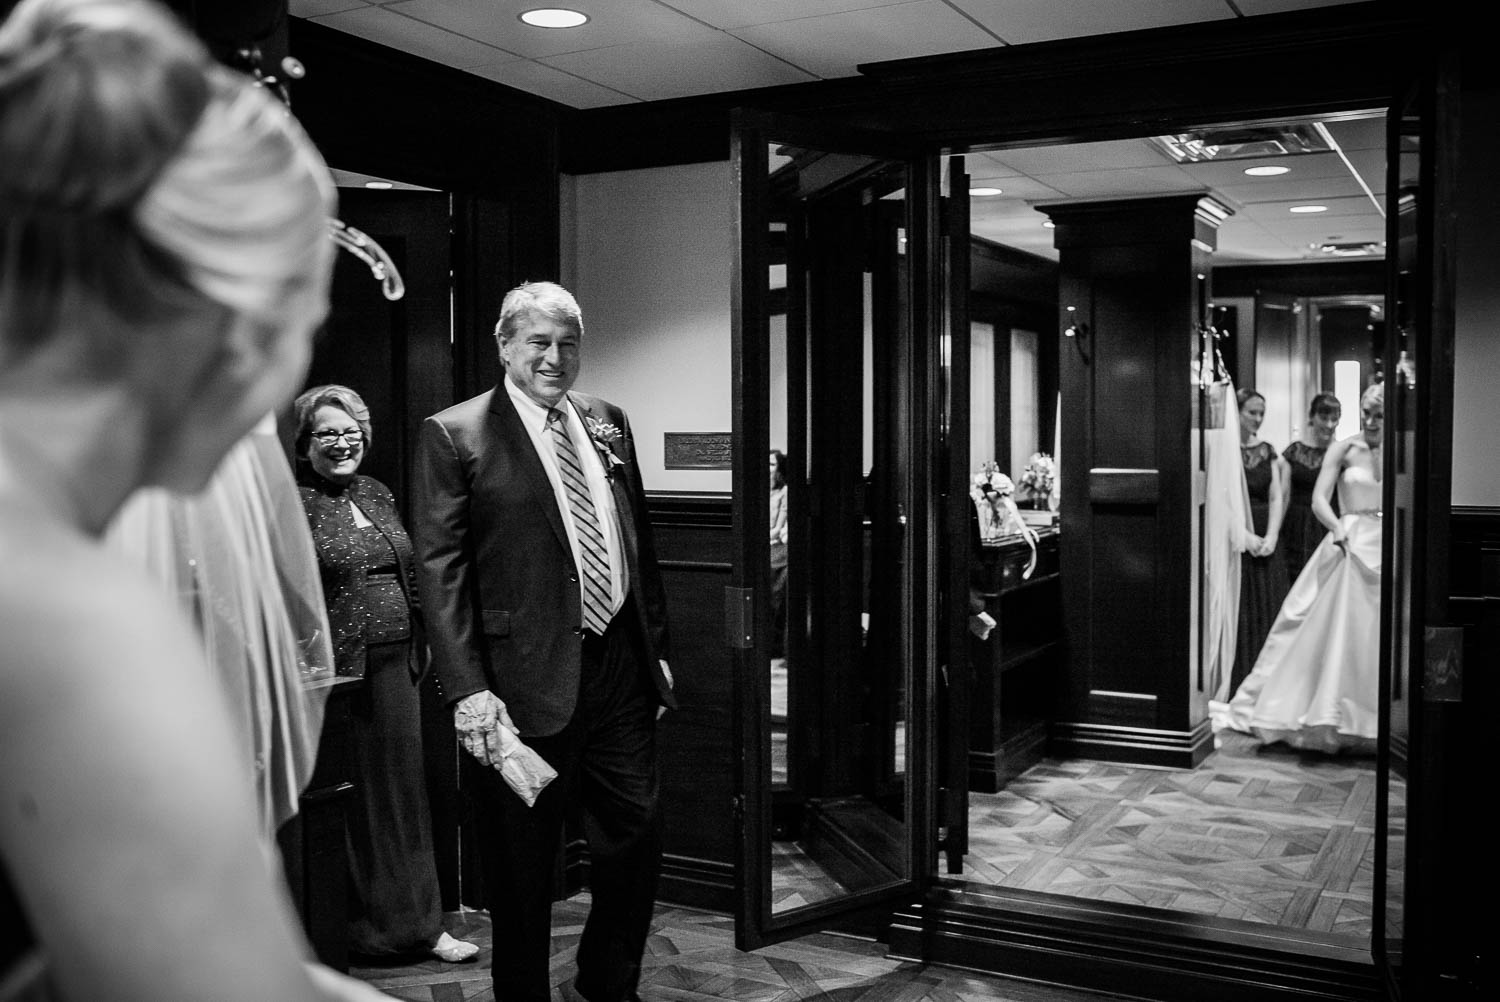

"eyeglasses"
[312,429,364,446]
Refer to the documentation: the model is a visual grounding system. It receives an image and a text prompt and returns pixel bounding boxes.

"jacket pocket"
[481,609,511,637]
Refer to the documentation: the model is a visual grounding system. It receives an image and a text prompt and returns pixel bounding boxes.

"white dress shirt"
[504,376,628,618]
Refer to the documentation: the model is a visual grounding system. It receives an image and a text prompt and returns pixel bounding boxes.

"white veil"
[1202,378,1255,702]
[104,415,335,836]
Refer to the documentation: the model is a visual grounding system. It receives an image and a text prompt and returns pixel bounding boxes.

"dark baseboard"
[888,883,1381,1002]
[657,854,736,913]
[1049,718,1214,769]
[968,722,1048,794]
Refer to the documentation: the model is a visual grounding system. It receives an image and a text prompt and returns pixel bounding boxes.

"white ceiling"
[296,0,1386,266]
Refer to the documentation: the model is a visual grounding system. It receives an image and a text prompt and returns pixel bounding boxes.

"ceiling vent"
[1151,123,1333,163]
[1316,241,1383,257]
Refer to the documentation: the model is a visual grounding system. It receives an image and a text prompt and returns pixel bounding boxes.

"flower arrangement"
[970,461,1015,534]
[970,460,1039,576]
[1018,452,1056,504]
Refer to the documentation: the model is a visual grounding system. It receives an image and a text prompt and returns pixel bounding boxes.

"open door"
[730,110,943,949]
[937,155,973,874]
[1376,41,1462,1000]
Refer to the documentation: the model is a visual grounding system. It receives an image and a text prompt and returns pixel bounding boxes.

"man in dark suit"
[413,281,674,1002]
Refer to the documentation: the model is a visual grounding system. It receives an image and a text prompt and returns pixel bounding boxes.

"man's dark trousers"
[466,597,661,1002]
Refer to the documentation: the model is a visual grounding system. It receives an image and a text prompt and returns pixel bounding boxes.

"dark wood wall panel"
[649,496,737,909]
[1089,509,1161,697]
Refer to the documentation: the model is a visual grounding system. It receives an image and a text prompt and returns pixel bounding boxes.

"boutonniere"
[585,416,626,477]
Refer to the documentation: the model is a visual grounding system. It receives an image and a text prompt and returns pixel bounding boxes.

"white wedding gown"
[1211,464,1382,753]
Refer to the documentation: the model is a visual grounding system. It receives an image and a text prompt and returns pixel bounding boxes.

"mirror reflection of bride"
[1212,381,1385,754]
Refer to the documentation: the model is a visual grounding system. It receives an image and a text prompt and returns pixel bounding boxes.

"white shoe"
[430,931,480,963]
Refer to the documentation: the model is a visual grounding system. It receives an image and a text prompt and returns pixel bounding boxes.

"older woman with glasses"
[294,384,478,965]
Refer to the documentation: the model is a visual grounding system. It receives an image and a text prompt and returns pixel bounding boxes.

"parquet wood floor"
[954,730,1398,943]
[348,897,1143,1002]
[767,667,1397,944]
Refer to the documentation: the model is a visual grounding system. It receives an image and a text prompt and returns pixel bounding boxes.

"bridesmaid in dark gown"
[1277,391,1342,586]
[295,385,479,964]
[1232,389,1289,693]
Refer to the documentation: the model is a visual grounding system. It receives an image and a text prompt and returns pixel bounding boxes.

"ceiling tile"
[460,57,635,108]
[387,0,718,59]
[655,1,916,30]
[309,5,507,66]
[974,176,1068,201]
[1322,114,1388,152]
[290,0,370,17]
[985,139,1165,176]
[1337,149,1386,195]
[540,35,817,102]
[1234,0,1366,15]
[1038,165,1202,199]
[1179,151,1355,187]
[730,1,995,80]
[1213,175,1369,207]
[945,0,1231,45]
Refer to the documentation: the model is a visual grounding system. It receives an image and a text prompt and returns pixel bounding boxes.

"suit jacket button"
[573,627,581,636]
[570,574,578,583]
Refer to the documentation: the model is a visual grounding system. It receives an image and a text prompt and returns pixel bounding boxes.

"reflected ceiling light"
[1042,220,1055,228]
[519,8,589,28]
[1289,204,1327,213]
[364,181,393,189]
[1244,164,1290,176]
[970,186,1003,196]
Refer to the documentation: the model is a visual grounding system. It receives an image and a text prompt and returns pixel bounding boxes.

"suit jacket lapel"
[491,389,570,554]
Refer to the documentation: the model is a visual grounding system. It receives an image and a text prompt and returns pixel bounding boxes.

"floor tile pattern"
[349,898,1143,1002]
[957,731,1396,941]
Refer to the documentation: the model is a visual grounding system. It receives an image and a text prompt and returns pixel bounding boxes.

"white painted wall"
[560,163,733,492]
[1453,77,1500,507]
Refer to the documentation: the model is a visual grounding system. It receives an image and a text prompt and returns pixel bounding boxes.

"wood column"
[1041,194,1229,768]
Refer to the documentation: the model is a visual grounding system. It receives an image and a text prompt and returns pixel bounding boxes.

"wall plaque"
[664,432,732,470]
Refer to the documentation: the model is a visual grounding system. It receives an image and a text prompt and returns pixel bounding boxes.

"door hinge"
[725,586,754,649]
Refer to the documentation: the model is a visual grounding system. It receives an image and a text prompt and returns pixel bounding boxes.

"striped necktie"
[547,407,612,635]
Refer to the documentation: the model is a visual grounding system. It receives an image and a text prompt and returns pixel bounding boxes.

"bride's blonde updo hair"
[0,0,337,372]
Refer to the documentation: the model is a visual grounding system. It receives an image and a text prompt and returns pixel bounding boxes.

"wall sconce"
[1063,306,1091,363]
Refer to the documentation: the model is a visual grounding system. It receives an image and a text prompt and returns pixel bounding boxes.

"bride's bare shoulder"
[0,514,198,692]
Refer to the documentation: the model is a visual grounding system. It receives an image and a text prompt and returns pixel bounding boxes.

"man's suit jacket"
[413,386,674,736]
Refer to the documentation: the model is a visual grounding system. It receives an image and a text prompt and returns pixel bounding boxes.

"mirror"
[761,141,913,918]
[939,112,1396,960]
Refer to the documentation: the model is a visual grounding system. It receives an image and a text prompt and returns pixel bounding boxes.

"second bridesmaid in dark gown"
[1233,389,1289,693]
[294,385,479,964]
[1277,391,1342,586]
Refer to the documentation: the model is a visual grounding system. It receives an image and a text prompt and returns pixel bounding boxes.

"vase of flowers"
[1017,452,1056,510]
[970,461,1017,541]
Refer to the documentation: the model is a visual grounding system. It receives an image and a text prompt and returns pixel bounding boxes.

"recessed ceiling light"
[519,8,589,28]
[364,181,393,190]
[970,186,1003,196]
[1289,204,1327,213]
[1244,164,1290,176]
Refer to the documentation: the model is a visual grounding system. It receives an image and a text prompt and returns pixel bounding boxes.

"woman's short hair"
[1309,391,1342,418]
[1236,387,1265,409]
[494,281,584,343]
[770,449,787,490]
[0,0,337,373]
[1361,381,1384,409]
[293,384,373,459]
